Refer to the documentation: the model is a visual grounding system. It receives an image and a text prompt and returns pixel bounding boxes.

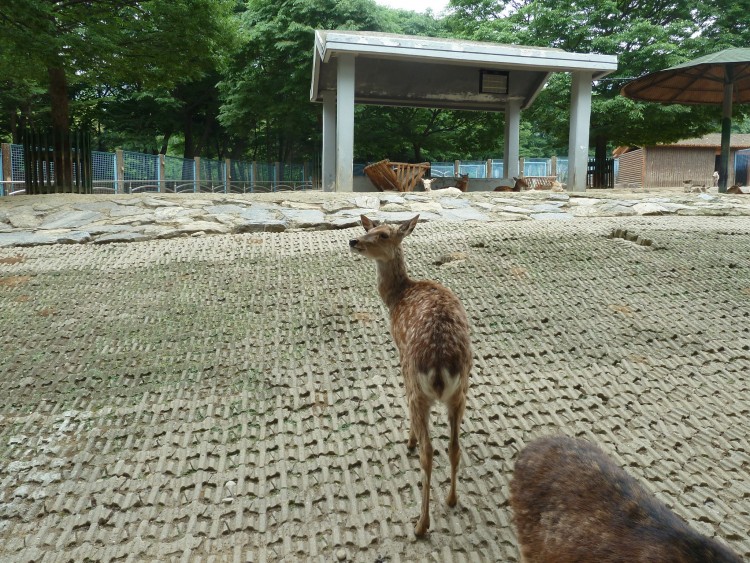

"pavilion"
[309,30,618,192]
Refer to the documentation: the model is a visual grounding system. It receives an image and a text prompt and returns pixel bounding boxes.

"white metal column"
[335,54,355,192]
[504,99,521,179]
[322,90,336,192]
[567,71,593,192]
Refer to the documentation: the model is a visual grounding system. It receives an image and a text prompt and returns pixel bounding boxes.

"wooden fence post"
[1,143,10,196]
[454,159,460,176]
[519,157,525,177]
[115,149,124,194]
[224,158,231,193]
[194,156,200,193]
[275,161,281,188]
[158,154,165,192]
[486,159,492,179]
[251,161,256,193]
[551,155,557,178]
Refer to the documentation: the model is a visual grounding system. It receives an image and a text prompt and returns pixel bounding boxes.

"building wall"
[645,147,719,188]
[615,148,644,187]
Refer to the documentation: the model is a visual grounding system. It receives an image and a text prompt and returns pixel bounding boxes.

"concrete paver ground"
[0,209,749,561]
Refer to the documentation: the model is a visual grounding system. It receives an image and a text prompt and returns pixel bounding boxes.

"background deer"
[494,176,529,192]
[349,215,472,537]
[511,435,742,563]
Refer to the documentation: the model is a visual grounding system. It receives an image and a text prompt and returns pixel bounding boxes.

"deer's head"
[349,215,419,261]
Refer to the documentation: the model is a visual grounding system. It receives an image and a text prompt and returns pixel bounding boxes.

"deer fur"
[494,176,529,192]
[455,173,469,192]
[424,175,469,193]
[510,436,742,563]
[349,215,472,537]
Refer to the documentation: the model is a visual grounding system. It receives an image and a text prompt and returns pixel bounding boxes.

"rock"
[530,203,566,213]
[435,251,468,265]
[9,214,42,229]
[633,202,670,215]
[336,549,347,561]
[408,201,443,213]
[204,204,246,216]
[379,194,406,205]
[94,232,153,244]
[176,221,231,234]
[279,208,326,228]
[141,197,181,208]
[330,216,362,229]
[39,210,104,230]
[380,203,408,212]
[498,205,534,214]
[436,197,470,209]
[234,220,287,233]
[353,196,380,210]
[440,207,490,222]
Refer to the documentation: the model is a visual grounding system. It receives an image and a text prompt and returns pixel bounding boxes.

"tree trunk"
[183,113,194,159]
[160,128,172,155]
[48,65,73,191]
[594,134,607,188]
[413,142,422,162]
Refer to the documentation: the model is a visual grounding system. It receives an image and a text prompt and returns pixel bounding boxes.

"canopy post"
[568,71,593,192]
[719,64,734,193]
[322,90,337,192]
[335,53,355,192]
[504,99,522,179]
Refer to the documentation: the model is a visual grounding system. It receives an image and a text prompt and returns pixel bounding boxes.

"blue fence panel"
[524,158,550,176]
[430,162,454,177]
[458,161,486,178]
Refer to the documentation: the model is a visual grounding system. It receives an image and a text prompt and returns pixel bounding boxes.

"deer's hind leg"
[409,394,432,537]
[446,391,466,508]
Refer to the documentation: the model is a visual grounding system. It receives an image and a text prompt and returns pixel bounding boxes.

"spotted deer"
[511,436,743,563]
[349,215,472,537]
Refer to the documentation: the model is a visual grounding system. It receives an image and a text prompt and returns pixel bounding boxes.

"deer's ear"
[361,215,379,232]
[398,215,419,237]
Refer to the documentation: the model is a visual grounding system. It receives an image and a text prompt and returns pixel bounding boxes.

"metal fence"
[1,144,583,196]
[0,145,318,196]
[401,158,570,182]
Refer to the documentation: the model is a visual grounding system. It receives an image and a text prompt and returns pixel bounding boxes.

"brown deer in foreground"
[349,215,472,537]
[511,436,743,563]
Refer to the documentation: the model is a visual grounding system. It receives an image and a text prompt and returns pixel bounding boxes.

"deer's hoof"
[446,491,457,507]
[414,517,429,538]
[407,438,417,450]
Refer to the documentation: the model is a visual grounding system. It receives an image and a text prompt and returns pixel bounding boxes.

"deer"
[510,435,743,563]
[349,214,472,537]
[494,176,530,192]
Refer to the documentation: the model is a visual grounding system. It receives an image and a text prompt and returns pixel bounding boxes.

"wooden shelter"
[310,30,617,192]
[614,134,750,188]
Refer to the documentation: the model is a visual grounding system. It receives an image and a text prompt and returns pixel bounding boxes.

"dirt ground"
[1,215,749,562]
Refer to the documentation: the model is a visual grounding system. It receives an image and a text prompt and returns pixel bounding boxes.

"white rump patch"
[417,368,461,402]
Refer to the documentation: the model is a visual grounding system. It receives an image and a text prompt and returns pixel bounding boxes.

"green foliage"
[446,0,750,151]
[4,0,746,162]
[0,0,236,149]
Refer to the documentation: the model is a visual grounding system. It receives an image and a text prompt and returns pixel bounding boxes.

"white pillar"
[322,90,336,192]
[504,99,521,179]
[336,54,355,192]
[567,71,593,192]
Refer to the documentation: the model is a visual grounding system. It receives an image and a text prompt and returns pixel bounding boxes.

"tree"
[446,0,747,165]
[219,0,395,164]
[0,0,234,187]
